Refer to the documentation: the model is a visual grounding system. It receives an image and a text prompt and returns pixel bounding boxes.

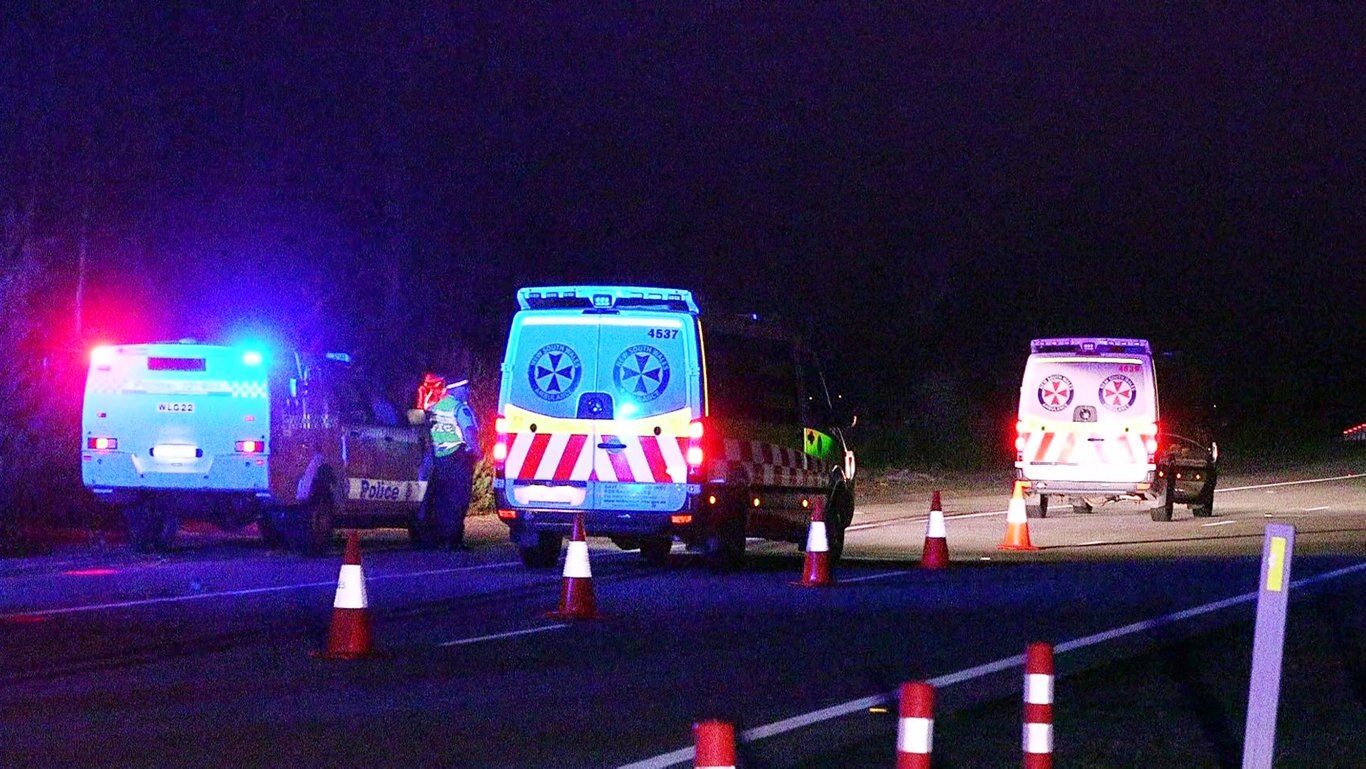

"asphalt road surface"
[2,460,1363,768]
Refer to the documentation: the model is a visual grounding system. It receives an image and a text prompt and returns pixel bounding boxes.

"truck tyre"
[1026,495,1048,519]
[826,487,854,565]
[293,485,335,556]
[1150,483,1175,522]
[124,500,177,552]
[638,536,672,564]
[519,532,562,568]
[259,510,289,549]
[704,512,746,572]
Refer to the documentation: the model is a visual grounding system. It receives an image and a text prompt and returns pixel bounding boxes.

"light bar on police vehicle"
[516,285,700,314]
[1030,337,1151,355]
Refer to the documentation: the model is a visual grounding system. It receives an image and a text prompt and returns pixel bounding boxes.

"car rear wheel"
[292,486,335,556]
[1150,483,1175,522]
[259,510,289,549]
[519,532,562,568]
[124,500,177,552]
[1026,495,1048,519]
[1190,502,1213,518]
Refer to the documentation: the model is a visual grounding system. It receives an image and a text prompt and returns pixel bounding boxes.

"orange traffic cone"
[318,531,374,659]
[693,720,737,769]
[796,496,833,587]
[920,490,950,569]
[998,481,1038,551]
[547,512,599,619]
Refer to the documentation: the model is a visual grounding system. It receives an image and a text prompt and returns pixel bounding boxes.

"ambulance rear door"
[589,309,699,512]
[1015,340,1158,487]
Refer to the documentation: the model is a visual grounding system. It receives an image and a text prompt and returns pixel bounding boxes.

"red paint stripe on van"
[1034,431,1056,462]
[639,436,670,482]
[554,434,588,480]
[519,433,552,480]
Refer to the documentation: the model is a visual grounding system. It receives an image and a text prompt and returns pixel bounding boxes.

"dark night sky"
[3,4,1363,447]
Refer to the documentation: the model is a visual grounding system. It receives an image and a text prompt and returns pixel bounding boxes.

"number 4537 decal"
[646,328,678,339]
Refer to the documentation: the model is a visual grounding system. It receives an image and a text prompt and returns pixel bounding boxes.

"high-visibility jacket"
[430,384,479,459]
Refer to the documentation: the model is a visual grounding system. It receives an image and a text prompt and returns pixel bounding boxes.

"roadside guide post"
[1241,523,1295,769]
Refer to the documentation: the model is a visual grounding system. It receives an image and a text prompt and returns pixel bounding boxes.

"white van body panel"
[1015,338,1158,496]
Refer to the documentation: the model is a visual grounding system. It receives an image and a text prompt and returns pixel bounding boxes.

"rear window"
[706,332,799,425]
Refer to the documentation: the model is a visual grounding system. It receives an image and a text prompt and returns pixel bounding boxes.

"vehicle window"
[335,378,373,425]
[799,355,834,428]
[706,331,798,426]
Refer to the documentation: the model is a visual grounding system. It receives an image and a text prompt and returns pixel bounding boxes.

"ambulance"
[1013,337,1160,517]
[81,341,432,553]
[493,286,855,569]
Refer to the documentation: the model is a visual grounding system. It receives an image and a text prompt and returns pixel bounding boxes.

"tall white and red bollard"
[693,719,736,769]
[896,681,935,768]
[1022,642,1054,769]
[920,490,949,569]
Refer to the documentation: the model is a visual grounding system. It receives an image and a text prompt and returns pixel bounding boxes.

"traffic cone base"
[694,720,737,769]
[999,481,1039,551]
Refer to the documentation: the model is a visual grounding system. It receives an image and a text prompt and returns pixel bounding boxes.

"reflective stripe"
[896,716,933,753]
[806,521,828,552]
[333,564,368,609]
[1022,722,1053,753]
[1025,673,1054,704]
[563,540,592,579]
[926,510,946,538]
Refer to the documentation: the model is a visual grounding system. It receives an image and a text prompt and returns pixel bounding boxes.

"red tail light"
[1141,422,1159,460]
[493,415,509,465]
[1014,421,1027,462]
[686,418,706,478]
[87,437,117,451]
[235,440,264,454]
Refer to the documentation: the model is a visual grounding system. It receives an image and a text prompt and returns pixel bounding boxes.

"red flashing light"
[493,415,510,465]
[235,440,264,454]
[497,509,518,520]
[686,418,706,478]
[670,514,693,525]
[87,437,117,451]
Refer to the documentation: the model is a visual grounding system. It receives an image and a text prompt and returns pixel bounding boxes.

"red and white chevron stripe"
[502,432,689,483]
[720,439,826,488]
[1019,431,1146,466]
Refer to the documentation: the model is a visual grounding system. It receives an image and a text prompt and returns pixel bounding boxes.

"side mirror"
[406,408,427,427]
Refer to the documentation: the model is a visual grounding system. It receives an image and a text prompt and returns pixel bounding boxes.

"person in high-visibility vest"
[416,372,481,550]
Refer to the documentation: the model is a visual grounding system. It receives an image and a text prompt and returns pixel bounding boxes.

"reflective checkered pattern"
[229,381,268,398]
[720,439,827,488]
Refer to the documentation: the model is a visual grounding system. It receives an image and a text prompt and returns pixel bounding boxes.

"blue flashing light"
[325,352,352,363]
[242,350,263,366]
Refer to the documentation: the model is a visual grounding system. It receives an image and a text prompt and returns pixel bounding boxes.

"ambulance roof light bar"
[517,285,700,314]
[1031,337,1151,355]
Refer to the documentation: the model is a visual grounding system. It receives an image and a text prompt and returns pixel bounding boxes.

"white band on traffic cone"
[563,539,592,579]
[927,509,946,538]
[1006,498,1028,524]
[806,520,828,552]
[333,563,368,609]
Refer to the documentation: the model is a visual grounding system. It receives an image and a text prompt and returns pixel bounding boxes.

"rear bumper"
[83,452,269,493]
[1016,473,1157,498]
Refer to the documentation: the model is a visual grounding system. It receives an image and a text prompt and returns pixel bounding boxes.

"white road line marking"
[0,561,521,619]
[1218,473,1366,493]
[1202,520,1238,527]
[1078,540,1109,546]
[1303,506,1330,512]
[616,561,1366,769]
[839,572,906,584]
[439,624,567,647]
[848,509,1008,531]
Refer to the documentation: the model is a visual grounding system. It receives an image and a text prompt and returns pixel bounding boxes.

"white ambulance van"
[82,342,432,553]
[493,286,855,569]
[1013,337,1160,517]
